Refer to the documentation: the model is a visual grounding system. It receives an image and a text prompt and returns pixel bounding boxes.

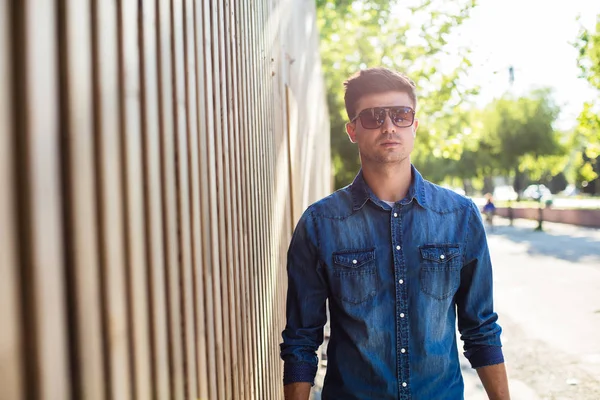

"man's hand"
[476,363,511,400]
[284,382,312,400]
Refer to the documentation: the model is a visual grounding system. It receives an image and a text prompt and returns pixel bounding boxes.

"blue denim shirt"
[280,166,504,400]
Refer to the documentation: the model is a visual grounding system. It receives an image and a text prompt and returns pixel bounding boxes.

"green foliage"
[418,90,565,187]
[316,1,571,191]
[575,16,600,92]
[572,15,600,183]
[316,0,478,188]
[478,89,565,180]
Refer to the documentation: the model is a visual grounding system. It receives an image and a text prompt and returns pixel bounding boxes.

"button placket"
[391,207,409,394]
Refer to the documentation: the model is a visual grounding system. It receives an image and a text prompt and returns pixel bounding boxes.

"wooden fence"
[0,0,331,399]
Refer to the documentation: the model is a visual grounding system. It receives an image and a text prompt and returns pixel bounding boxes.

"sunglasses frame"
[350,106,416,129]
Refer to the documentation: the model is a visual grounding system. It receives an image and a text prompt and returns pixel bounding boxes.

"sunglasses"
[350,106,416,129]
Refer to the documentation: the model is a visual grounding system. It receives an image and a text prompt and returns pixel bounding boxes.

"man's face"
[346,91,419,166]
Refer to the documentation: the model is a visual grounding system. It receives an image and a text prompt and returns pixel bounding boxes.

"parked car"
[522,184,552,201]
[560,184,579,197]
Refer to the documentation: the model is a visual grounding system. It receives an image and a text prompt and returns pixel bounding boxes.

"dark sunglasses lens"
[360,108,384,129]
[390,107,413,127]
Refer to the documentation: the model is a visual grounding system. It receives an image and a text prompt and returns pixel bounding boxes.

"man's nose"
[381,112,396,133]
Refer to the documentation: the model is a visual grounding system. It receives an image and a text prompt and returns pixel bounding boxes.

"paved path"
[462,217,600,400]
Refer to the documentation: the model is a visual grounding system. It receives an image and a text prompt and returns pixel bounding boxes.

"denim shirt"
[280,166,504,400]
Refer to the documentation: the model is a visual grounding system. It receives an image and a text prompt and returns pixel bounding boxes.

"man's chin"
[373,155,408,165]
[360,150,410,165]
[378,151,408,162]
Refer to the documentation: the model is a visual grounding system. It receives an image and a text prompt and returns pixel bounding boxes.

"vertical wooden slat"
[237,1,255,397]
[156,0,184,397]
[263,2,272,394]
[194,2,218,399]
[232,2,252,396]
[15,0,72,398]
[254,2,263,397]
[247,3,257,395]
[268,0,276,393]
[118,1,152,399]
[267,2,275,394]
[170,0,198,397]
[209,1,232,399]
[91,0,132,398]
[58,0,106,398]
[267,1,276,395]
[184,0,210,397]
[256,1,267,396]
[216,0,240,398]
[255,1,265,396]
[0,0,23,397]
[274,6,289,391]
[246,1,259,396]
[200,2,226,399]
[225,1,245,398]
[139,0,171,397]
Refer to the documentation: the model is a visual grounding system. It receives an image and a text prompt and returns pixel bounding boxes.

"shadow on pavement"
[485,220,600,263]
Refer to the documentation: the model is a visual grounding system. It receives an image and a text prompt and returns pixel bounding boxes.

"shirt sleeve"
[279,208,329,385]
[457,200,504,369]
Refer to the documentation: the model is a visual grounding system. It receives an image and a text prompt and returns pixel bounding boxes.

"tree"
[476,89,565,187]
[572,15,600,189]
[316,0,478,188]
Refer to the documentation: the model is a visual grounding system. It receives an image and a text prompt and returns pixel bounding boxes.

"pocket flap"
[333,248,375,268]
[419,245,460,263]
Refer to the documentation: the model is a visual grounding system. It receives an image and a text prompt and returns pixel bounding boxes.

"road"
[462,217,600,399]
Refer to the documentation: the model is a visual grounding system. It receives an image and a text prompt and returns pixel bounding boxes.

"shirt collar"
[350,165,427,211]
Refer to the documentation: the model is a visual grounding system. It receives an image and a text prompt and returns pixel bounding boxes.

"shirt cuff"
[283,362,317,386]
[464,346,504,368]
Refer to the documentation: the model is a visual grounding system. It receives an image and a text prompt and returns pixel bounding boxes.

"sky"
[393,0,600,131]
[451,0,599,130]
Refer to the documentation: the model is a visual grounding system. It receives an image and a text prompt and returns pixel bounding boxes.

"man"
[280,67,510,400]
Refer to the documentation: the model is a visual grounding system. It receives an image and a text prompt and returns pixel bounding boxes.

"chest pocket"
[419,244,461,300]
[331,248,377,304]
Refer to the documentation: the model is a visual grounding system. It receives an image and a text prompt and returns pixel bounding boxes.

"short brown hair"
[343,67,417,120]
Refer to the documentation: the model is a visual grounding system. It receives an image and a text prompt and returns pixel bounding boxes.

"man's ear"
[346,122,357,143]
[412,119,419,137]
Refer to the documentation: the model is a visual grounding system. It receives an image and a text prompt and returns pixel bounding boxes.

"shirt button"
[398,279,404,284]
[401,348,406,353]
[393,212,398,217]
[440,254,445,260]
[400,313,405,318]
[402,382,407,387]
[396,245,401,250]
[352,259,357,264]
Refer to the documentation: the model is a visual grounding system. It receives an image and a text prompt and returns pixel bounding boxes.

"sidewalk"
[485,216,600,399]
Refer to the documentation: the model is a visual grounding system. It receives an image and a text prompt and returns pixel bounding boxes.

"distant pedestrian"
[483,193,497,231]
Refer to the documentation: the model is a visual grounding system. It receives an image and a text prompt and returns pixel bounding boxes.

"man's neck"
[361,160,412,203]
